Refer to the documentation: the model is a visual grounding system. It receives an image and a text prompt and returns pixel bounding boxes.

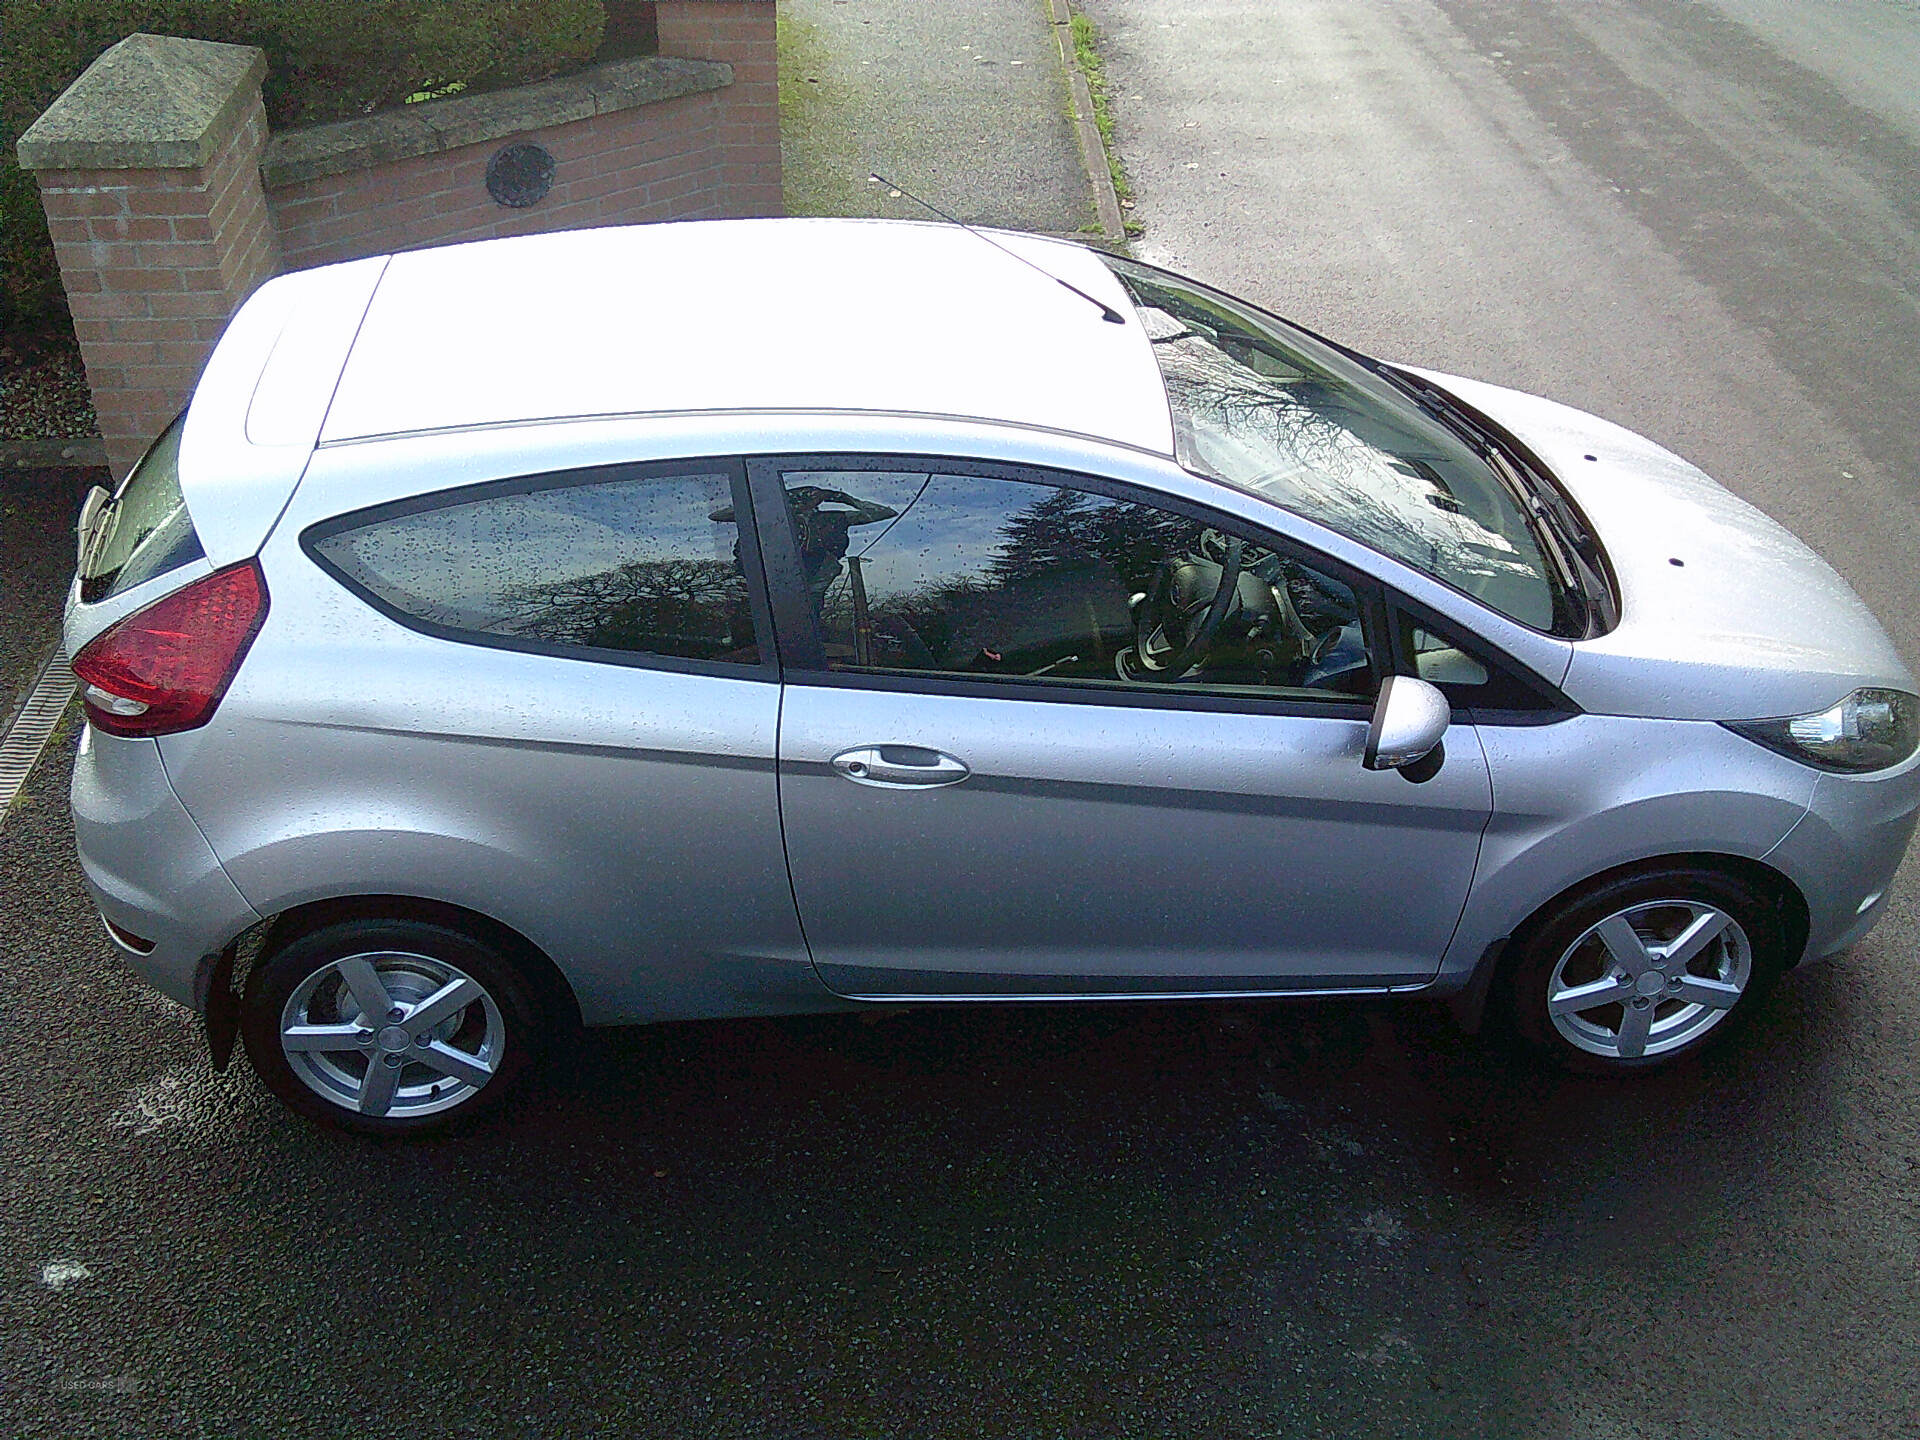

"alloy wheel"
[279,950,505,1119]
[1545,900,1752,1061]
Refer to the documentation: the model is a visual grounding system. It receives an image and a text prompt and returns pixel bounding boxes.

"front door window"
[776,469,1373,701]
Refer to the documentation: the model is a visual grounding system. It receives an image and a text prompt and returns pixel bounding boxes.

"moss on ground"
[1068,9,1140,234]
[778,7,909,219]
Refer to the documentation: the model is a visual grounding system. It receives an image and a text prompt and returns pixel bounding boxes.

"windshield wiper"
[1481,443,1591,634]
[1380,367,1599,546]
[1430,383,1613,618]
[1375,366,1500,458]
[1375,366,1602,633]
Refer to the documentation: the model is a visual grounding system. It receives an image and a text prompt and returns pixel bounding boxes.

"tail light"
[71,561,269,738]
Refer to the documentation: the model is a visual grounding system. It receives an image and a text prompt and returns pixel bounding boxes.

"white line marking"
[40,1260,93,1290]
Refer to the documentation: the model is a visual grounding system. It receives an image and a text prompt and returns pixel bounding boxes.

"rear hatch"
[66,255,388,655]
[64,255,390,733]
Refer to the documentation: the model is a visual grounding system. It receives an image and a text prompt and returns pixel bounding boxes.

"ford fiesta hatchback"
[64,219,1920,1134]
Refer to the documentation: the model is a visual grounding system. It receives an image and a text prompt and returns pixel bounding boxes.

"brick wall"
[655,0,782,217]
[271,92,731,271]
[31,82,279,477]
[18,2,779,478]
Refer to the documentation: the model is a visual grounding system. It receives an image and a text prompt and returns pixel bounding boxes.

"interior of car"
[804,476,1374,699]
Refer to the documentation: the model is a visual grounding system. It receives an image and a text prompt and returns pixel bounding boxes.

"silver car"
[64,219,1920,1134]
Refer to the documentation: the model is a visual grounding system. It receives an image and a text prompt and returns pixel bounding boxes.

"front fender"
[1438,714,1816,994]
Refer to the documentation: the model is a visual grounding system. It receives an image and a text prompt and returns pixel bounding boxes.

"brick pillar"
[655,0,783,218]
[17,34,280,478]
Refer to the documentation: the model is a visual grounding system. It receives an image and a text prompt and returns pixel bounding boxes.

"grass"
[1068,9,1140,234]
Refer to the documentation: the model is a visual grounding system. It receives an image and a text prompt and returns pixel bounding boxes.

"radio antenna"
[870,171,1126,324]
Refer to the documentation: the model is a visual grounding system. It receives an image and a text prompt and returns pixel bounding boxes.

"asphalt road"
[5,4,1920,1437]
[1075,0,1920,1432]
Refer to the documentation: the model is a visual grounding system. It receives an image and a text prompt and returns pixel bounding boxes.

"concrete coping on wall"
[16,33,267,172]
[259,54,734,191]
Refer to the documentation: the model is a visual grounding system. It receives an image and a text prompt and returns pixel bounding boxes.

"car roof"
[312,218,1175,454]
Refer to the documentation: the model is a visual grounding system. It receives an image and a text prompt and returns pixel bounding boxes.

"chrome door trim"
[831,745,971,788]
[829,982,1437,1003]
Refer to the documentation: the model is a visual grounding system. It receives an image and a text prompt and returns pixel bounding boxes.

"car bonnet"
[1406,368,1913,722]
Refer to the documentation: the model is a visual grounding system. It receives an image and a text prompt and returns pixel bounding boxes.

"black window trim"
[768,663,1378,722]
[301,456,781,682]
[745,452,1387,719]
[1386,594,1580,725]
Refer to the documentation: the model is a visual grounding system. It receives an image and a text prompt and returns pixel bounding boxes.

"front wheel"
[1498,867,1785,1075]
[241,918,543,1135]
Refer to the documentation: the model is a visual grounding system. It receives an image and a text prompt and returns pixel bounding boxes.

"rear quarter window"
[304,468,763,669]
[79,412,205,603]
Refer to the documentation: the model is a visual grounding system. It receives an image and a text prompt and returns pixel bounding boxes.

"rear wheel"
[1499,867,1785,1075]
[241,918,543,1135]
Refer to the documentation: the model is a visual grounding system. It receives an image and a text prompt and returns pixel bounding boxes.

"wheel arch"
[250,893,583,1033]
[1448,851,1810,1033]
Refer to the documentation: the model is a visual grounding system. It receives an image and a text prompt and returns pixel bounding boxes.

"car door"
[755,457,1495,998]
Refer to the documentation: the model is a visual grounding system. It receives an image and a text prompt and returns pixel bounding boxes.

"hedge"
[1,0,618,333]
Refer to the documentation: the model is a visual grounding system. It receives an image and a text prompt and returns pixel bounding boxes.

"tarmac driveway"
[8,691,1907,1438]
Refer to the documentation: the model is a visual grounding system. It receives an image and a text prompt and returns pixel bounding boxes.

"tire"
[241,918,544,1136]
[1497,866,1785,1076]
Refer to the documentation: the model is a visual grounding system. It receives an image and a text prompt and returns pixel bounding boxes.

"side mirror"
[1364,675,1450,773]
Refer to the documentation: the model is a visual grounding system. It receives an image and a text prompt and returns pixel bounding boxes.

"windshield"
[1104,255,1572,633]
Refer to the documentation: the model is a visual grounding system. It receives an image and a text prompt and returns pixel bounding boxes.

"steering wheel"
[1131,535,1244,680]
[1198,527,1271,568]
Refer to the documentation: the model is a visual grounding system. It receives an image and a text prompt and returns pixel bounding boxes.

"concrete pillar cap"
[16,32,267,172]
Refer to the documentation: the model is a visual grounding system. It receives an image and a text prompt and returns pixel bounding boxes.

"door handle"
[831,745,971,789]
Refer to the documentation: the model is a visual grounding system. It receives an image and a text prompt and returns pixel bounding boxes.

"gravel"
[1,339,98,442]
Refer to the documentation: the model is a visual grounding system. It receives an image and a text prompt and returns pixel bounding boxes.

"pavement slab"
[780,0,1096,234]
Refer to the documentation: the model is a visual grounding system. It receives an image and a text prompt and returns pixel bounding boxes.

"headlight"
[1726,688,1920,773]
